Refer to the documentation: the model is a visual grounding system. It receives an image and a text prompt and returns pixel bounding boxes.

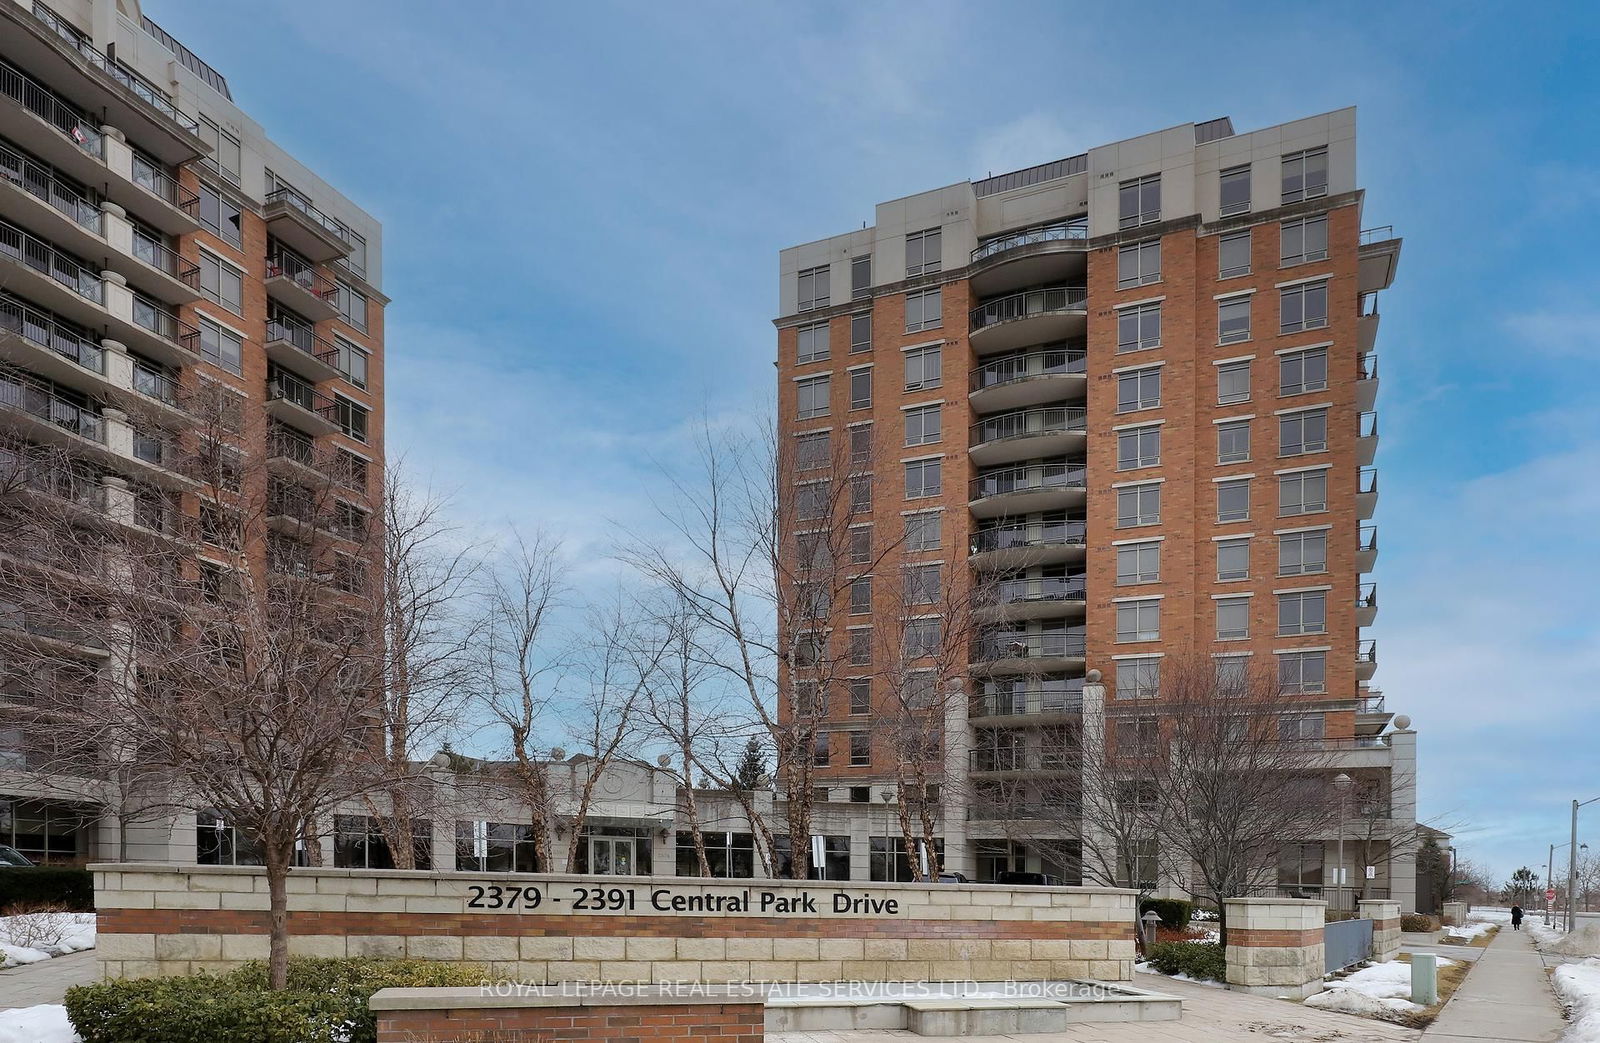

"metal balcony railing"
[266,250,338,303]
[1357,693,1386,714]
[266,316,341,371]
[131,152,198,217]
[1359,526,1378,553]
[131,231,199,286]
[1359,411,1378,438]
[268,424,317,468]
[0,57,101,156]
[1359,225,1395,246]
[974,687,1085,717]
[268,370,339,424]
[1359,292,1379,318]
[1359,468,1378,495]
[971,344,1087,392]
[0,137,100,229]
[265,187,351,244]
[970,462,1086,500]
[971,218,1088,263]
[971,524,1086,557]
[972,406,1086,446]
[973,630,1087,662]
[1358,352,1378,381]
[131,364,179,408]
[968,748,1078,772]
[968,801,1081,821]
[0,292,102,373]
[0,374,104,442]
[130,292,199,352]
[1358,583,1377,609]
[970,285,1088,332]
[0,608,108,650]
[996,575,1087,605]
[1357,639,1377,666]
[28,3,201,137]
[0,217,102,302]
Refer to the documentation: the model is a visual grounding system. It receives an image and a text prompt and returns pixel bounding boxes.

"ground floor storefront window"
[334,815,432,869]
[572,825,653,875]
[456,821,539,873]
[772,834,850,880]
[0,798,95,864]
[870,836,944,882]
[675,830,756,878]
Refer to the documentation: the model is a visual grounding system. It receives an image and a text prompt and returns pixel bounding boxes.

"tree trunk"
[679,753,710,877]
[265,844,292,990]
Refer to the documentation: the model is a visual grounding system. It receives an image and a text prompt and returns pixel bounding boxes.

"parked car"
[995,870,1059,886]
[0,845,34,867]
[936,872,969,884]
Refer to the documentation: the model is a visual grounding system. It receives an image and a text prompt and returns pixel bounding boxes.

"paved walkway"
[0,950,100,1010]
[1422,925,1567,1042]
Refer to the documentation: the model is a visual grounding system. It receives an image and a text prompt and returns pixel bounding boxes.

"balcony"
[971,686,1084,725]
[977,574,1087,623]
[0,607,109,655]
[1358,468,1378,520]
[128,293,200,365]
[267,370,341,437]
[1355,688,1393,737]
[1357,582,1377,627]
[0,371,104,447]
[967,748,1078,775]
[1358,411,1378,466]
[266,251,340,323]
[969,343,1086,412]
[265,318,343,384]
[0,214,101,311]
[1357,352,1378,412]
[969,460,1086,519]
[968,285,1088,355]
[0,134,100,234]
[1358,226,1401,294]
[127,231,200,304]
[0,291,104,388]
[967,801,1081,823]
[970,405,1086,467]
[1357,639,1377,682]
[1357,526,1378,573]
[971,629,1086,675]
[969,218,1088,296]
[263,188,352,264]
[970,520,1086,570]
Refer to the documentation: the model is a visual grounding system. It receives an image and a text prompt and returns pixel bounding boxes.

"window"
[1279,470,1328,516]
[849,368,872,409]
[850,679,872,715]
[1119,174,1161,228]
[1118,239,1161,288]
[1117,303,1161,352]
[795,431,829,471]
[335,395,368,443]
[797,322,830,364]
[1116,658,1161,700]
[1279,280,1328,333]
[796,375,830,420]
[1117,426,1160,470]
[336,337,369,389]
[905,227,942,276]
[1281,215,1328,264]
[1116,600,1160,642]
[850,313,872,354]
[1217,478,1251,522]
[1215,597,1250,640]
[1217,538,1249,581]
[905,459,941,499]
[1278,531,1328,575]
[1218,296,1251,344]
[333,552,365,595]
[335,281,368,333]
[197,116,241,183]
[1117,483,1160,527]
[197,182,242,248]
[1219,229,1251,277]
[812,734,830,767]
[848,629,871,666]
[1278,714,1325,742]
[1218,360,1251,404]
[849,526,872,564]
[335,449,367,493]
[797,264,830,311]
[850,576,872,615]
[673,830,754,879]
[850,474,872,512]
[1214,656,1248,697]
[335,224,368,279]
[1279,409,1328,456]
[197,317,242,374]
[198,251,242,314]
[1219,165,1251,216]
[795,481,829,521]
[1116,542,1160,585]
[904,344,941,390]
[851,255,871,299]
[1117,367,1161,413]
[903,619,940,658]
[905,288,941,333]
[904,404,940,446]
[1281,147,1329,204]
[335,815,431,871]
[1278,651,1327,694]
[796,532,830,572]
[849,424,872,466]
[905,512,940,552]
[1277,590,1327,636]
[1279,347,1328,395]
[904,564,940,605]
[1217,420,1250,464]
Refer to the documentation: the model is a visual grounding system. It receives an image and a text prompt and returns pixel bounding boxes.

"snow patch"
[1441,921,1497,943]
[1553,958,1600,1043]
[0,913,95,968]
[1303,957,1456,1022]
[1134,961,1225,988]
[0,1004,78,1043]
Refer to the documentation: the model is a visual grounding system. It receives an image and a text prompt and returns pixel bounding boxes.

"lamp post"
[1549,844,1558,929]
[1569,796,1600,933]
[1334,773,1354,913]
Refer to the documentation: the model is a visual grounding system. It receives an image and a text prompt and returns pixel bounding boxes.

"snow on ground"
[1441,921,1498,943]
[0,912,95,968]
[0,1004,77,1043]
[1302,956,1455,1021]
[1470,905,1514,924]
[1133,961,1226,988]
[1553,958,1600,1043]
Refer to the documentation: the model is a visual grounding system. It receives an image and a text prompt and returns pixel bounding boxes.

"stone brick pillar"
[1222,897,1326,999]
[1360,899,1402,961]
[1441,901,1468,926]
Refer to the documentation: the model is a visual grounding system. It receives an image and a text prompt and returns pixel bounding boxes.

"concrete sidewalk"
[1422,926,1567,1042]
[0,949,99,1010]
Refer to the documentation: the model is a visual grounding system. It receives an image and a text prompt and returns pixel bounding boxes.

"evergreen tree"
[732,736,770,791]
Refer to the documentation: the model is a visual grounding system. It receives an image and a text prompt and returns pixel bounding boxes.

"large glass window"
[334,814,432,870]
[796,375,830,420]
[904,404,940,447]
[1278,530,1328,576]
[1219,165,1251,216]
[197,317,242,375]
[1217,538,1249,581]
[1215,597,1250,640]
[1116,426,1160,470]
[1281,215,1329,265]
[904,227,942,277]
[1217,478,1251,522]
[1217,420,1250,464]
[1117,239,1161,288]
[850,312,872,354]
[1117,367,1161,413]
[675,831,755,878]
[905,288,942,333]
[1115,658,1161,700]
[1278,651,1327,694]
[1281,147,1329,204]
[1116,483,1160,527]
[1279,347,1328,395]
[1119,174,1161,228]
[1219,229,1251,277]
[336,336,369,390]
[1279,470,1328,516]
[1116,600,1160,642]
[851,256,871,299]
[1279,409,1328,456]
[1117,303,1161,352]
[1277,590,1327,636]
[335,281,368,333]
[849,367,872,409]
[796,321,830,364]
[905,512,940,552]
[1218,295,1251,344]
[335,394,369,443]
[797,265,830,311]
[456,821,540,873]
[1279,281,1328,333]
[904,344,941,390]
[1116,542,1160,585]
[870,836,944,882]
[904,459,940,498]
[772,834,850,880]
[1217,360,1251,404]
[197,182,242,248]
[198,250,242,314]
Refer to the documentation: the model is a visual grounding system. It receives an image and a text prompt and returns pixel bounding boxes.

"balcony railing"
[0,216,103,302]
[0,374,104,442]
[1358,352,1378,380]
[970,285,1088,332]
[1358,583,1376,609]
[131,231,199,286]
[0,137,101,229]
[1359,467,1378,495]
[0,608,108,650]
[268,370,339,424]
[1357,693,1386,714]
[973,630,1087,662]
[268,424,317,467]
[1359,411,1378,438]
[131,364,179,408]
[971,218,1088,263]
[266,317,341,370]
[0,292,102,374]
[1358,225,1395,246]
[1359,292,1379,318]
[28,3,201,137]
[970,462,1086,501]
[968,749,1077,772]
[971,520,1086,555]
[265,188,351,244]
[131,152,198,217]
[1357,639,1377,666]
[1359,526,1377,553]
[971,344,1087,392]
[130,292,200,352]
[996,575,1086,605]
[968,801,1080,821]
[973,689,1085,717]
[266,251,338,303]
[0,57,102,156]
[972,406,1086,446]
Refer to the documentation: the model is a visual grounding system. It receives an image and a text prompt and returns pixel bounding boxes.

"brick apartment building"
[774,109,1419,902]
[0,0,383,862]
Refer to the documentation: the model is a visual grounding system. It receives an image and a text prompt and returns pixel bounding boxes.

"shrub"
[1401,913,1439,933]
[0,867,93,911]
[1145,940,1225,981]
[1140,897,1193,930]
[1,901,75,949]
[66,957,487,1043]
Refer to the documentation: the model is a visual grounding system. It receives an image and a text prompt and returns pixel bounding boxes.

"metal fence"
[1325,916,1374,972]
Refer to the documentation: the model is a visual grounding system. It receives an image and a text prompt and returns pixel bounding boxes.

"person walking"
[1511,904,1524,930]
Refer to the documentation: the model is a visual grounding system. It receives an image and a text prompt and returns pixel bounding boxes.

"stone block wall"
[1222,897,1326,999]
[93,864,1137,983]
[1441,901,1468,926]
[369,985,763,1043]
[1360,899,1401,962]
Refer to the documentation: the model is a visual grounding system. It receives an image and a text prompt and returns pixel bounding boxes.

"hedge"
[65,957,487,1043]
[1139,897,1193,930]
[1145,940,1225,981]
[0,867,94,911]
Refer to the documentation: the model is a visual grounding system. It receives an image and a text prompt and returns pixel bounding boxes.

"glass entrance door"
[588,836,634,875]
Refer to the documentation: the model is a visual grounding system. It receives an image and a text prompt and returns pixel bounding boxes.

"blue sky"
[166,1,1600,881]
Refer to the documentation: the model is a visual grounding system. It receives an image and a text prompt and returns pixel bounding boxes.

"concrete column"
[100,406,133,459]
[101,269,134,327]
[1388,720,1419,912]
[100,127,134,185]
[1441,901,1468,927]
[1081,672,1112,886]
[1223,896,1327,998]
[100,200,133,257]
[100,338,133,392]
[100,473,133,524]
[1360,899,1402,961]
[941,676,971,878]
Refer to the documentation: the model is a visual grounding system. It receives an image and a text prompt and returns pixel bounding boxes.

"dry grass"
[1392,951,1474,1028]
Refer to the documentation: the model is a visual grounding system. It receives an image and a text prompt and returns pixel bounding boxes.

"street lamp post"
[1334,773,1354,914]
[1569,796,1600,933]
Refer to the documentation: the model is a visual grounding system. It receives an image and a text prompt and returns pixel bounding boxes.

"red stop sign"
[1546,889,1557,902]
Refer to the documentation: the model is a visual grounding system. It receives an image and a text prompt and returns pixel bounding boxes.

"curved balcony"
[976,574,1087,623]
[970,405,1085,467]
[969,460,1085,519]
[970,682,1084,726]
[970,520,1086,570]
[968,285,1088,355]
[971,629,1086,676]
[970,343,1085,413]
[969,218,1088,297]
